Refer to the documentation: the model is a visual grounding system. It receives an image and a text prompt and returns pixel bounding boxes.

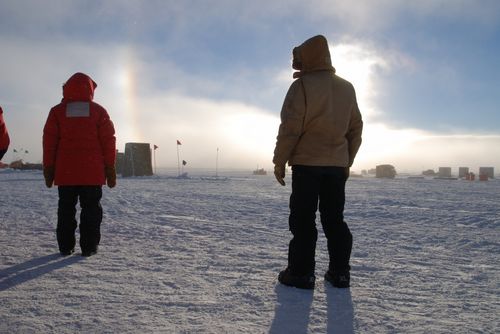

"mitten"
[105,166,117,188]
[43,166,55,188]
[274,164,286,186]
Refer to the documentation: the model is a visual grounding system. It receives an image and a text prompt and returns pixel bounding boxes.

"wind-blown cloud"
[132,94,279,169]
[329,40,500,172]
[1,1,499,173]
[0,35,283,168]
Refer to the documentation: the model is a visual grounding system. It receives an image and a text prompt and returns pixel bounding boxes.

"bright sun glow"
[330,42,429,170]
[115,47,143,143]
[221,108,280,164]
[331,43,388,121]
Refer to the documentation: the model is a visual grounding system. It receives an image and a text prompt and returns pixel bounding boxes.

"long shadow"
[269,283,314,334]
[0,253,83,291]
[325,283,355,333]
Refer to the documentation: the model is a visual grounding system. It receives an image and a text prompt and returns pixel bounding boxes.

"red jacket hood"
[62,72,97,102]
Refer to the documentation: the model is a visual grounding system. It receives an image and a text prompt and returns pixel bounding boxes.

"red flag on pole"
[176,140,182,145]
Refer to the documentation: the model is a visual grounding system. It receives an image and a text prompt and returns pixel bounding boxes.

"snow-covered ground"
[1,169,498,333]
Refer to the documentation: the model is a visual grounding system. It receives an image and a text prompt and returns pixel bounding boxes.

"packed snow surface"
[1,169,499,333]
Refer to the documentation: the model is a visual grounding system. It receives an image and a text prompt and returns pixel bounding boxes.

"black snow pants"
[287,165,352,276]
[57,186,103,253]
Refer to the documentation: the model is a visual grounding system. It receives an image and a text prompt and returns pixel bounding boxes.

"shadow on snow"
[269,283,354,333]
[0,253,83,291]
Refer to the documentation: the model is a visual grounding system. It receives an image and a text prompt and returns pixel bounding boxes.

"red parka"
[43,73,116,186]
[0,106,10,156]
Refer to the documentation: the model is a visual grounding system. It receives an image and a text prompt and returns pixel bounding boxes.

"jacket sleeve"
[42,109,59,168]
[273,80,306,167]
[0,109,10,152]
[346,94,363,167]
[97,108,116,168]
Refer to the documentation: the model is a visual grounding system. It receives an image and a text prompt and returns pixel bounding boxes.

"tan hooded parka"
[273,35,363,168]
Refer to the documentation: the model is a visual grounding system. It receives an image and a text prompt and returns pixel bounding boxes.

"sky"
[1,0,499,173]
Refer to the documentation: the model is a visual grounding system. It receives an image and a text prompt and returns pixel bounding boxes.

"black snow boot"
[60,248,75,256]
[278,267,315,289]
[324,269,350,288]
[82,246,98,257]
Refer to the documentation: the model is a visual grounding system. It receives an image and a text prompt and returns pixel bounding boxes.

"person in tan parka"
[273,35,363,289]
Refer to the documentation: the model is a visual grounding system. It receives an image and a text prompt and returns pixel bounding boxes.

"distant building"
[115,151,125,175]
[438,167,452,178]
[9,159,42,170]
[458,167,469,178]
[422,169,436,176]
[253,168,267,175]
[465,172,475,181]
[376,164,396,179]
[479,167,494,179]
[122,142,153,177]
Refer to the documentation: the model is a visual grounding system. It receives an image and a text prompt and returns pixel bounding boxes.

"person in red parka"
[43,72,116,257]
[0,106,10,161]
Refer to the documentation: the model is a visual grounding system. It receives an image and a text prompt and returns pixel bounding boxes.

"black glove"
[274,165,286,186]
[43,166,55,188]
[105,166,117,188]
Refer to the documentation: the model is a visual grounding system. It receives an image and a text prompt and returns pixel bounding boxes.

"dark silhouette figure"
[273,35,363,289]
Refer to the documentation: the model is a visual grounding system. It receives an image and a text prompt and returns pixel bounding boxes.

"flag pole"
[153,147,157,175]
[176,142,180,177]
[216,147,219,177]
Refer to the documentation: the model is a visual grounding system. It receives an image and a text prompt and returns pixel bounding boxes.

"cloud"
[327,40,500,172]
[0,37,280,168]
[0,36,139,161]
[2,1,499,42]
[123,93,280,169]
[356,125,500,173]
[307,0,500,33]
[1,2,499,172]
[332,42,389,120]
